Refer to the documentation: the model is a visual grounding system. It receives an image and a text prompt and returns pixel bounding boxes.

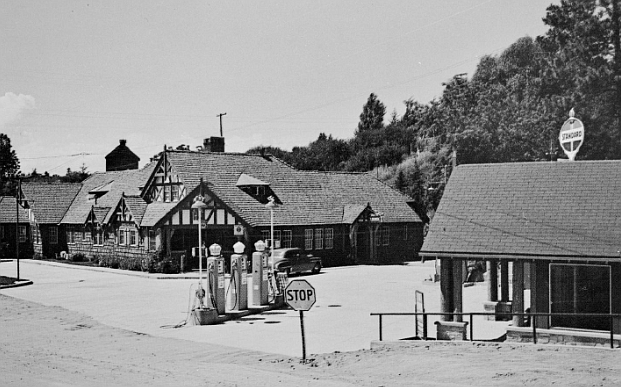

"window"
[93,229,103,246]
[19,226,27,243]
[119,229,126,245]
[171,185,179,202]
[305,229,313,250]
[315,229,323,249]
[261,230,270,245]
[282,230,292,248]
[382,225,390,246]
[274,230,281,248]
[325,228,334,249]
[164,186,171,202]
[130,230,137,246]
[0,225,3,239]
[82,227,86,241]
[49,226,58,244]
[149,230,156,251]
[403,225,408,241]
[66,227,75,244]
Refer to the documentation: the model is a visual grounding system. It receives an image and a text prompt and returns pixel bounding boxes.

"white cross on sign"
[285,279,316,311]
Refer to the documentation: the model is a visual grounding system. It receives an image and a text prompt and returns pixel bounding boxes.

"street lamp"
[192,196,208,295]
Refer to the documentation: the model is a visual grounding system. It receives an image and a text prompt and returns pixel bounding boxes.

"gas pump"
[206,243,226,316]
[227,241,248,312]
[252,240,269,306]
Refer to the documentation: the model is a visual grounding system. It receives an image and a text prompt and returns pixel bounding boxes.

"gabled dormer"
[86,206,111,227]
[144,150,187,203]
[236,173,281,204]
[88,181,113,203]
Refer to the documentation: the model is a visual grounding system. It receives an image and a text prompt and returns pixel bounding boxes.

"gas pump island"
[190,240,283,325]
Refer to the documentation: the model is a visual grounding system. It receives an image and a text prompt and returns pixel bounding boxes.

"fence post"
[611,315,614,349]
[532,312,537,344]
[469,314,474,341]
[379,315,383,341]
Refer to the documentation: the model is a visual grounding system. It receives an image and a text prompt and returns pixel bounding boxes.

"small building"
[420,161,621,345]
[20,182,82,259]
[0,196,30,258]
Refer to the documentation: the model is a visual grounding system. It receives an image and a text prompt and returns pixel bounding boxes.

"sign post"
[285,279,316,361]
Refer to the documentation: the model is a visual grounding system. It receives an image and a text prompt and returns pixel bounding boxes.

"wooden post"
[512,261,524,327]
[440,258,453,321]
[299,310,307,361]
[500,261,509,302]
[488,259,498,302]
[453,259,463,322]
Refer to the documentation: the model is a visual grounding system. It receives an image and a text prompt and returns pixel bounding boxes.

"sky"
[1,0,559,175]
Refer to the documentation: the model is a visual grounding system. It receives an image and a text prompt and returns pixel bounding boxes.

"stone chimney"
[202,136,225,152]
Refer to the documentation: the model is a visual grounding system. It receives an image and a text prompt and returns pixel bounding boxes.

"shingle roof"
[421,161,621,260]
[62,164,154,225]
[163,151,421,227]
[0,196,29,223]
[124,195,148,226]
[141,202,178,227]
[20,182,81,224]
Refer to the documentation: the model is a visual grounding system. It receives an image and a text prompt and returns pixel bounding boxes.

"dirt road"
[2,294,620,386]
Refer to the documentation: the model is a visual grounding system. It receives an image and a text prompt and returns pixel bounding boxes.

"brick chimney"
[203,136,225,152]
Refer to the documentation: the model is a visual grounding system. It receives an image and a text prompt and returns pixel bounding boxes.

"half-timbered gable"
[144,151,187,203]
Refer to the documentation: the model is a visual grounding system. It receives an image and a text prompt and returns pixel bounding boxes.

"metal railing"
[370,312,621,349]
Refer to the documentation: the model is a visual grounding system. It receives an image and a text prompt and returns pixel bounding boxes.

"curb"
[0,280,34,290]
[17,259,202,280]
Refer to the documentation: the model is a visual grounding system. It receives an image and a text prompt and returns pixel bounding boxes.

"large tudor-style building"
[20,138,424,269]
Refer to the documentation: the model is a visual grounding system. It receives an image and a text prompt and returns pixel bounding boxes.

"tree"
[537,0,621,158]
[0,133,20,196]
[61,163,90,183]
[356,93,386,135]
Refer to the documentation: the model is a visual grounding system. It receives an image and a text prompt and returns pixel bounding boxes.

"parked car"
[268,247,322,275]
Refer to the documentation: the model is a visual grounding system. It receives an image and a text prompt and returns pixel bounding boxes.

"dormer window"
[236,173,281,204]
[88,181,113,202]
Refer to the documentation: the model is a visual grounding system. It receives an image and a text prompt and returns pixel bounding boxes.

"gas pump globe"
[233,241,245,254]
[209,243,222,257]
[254,240,266,252]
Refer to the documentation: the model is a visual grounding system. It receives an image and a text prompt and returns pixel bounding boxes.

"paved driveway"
[1,260,507,357]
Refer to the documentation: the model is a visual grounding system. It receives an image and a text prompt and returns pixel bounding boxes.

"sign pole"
[299,310,306,361]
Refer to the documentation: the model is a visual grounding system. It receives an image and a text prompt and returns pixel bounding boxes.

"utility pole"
[217,113,227,137]
[15,178,20,280]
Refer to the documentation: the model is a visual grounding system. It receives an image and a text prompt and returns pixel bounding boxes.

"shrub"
[119,256,142,271]
[72,253,86,262]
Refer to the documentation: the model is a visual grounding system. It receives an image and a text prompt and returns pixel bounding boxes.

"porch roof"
[421,161,621,261]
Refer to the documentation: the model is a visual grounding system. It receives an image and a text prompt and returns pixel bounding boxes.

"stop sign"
[285,279,316,311]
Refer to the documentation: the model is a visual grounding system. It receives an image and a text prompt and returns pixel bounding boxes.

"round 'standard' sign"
[285,279,316,311]
[559,109,584,161]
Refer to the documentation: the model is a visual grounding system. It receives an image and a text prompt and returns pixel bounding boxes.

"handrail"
[370,311,621,349]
